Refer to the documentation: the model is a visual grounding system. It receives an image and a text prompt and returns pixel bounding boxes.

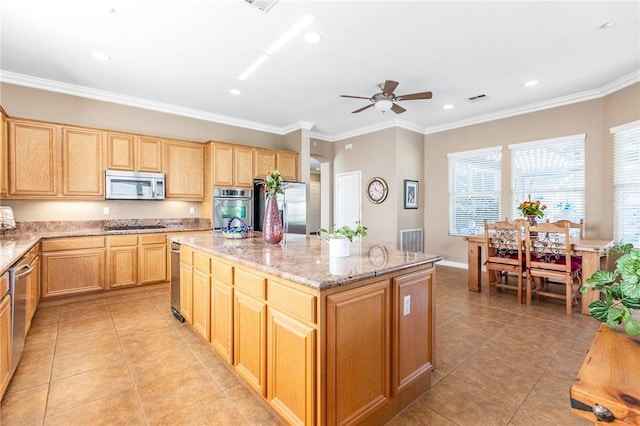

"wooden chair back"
[484,220,523,267]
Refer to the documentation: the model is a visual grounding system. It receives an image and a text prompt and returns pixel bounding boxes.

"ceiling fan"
[340,80,433,114]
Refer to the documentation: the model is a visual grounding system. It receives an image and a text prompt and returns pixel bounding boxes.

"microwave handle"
[151,180,157,198]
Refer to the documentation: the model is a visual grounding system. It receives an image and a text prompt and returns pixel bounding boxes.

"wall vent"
[400,228,423,253]
[466,94,489,103]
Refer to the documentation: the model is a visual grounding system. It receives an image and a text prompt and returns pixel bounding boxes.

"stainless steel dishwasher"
[170,242,185,322]
[9,257,32,374]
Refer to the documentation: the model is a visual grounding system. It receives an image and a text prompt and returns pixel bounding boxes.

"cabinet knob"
[593,404,614,422]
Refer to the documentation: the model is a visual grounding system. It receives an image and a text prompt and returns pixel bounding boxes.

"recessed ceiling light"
[304,32,321,43]
[91,51,110,61]
[524,80,539,87]
[443,104,454,110]
[230,89,241,95]
[599,21,614,30]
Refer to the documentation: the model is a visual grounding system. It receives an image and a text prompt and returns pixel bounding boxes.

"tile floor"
[0,266,597,425]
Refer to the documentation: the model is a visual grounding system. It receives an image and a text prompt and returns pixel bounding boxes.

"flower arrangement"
[260,168,285,199]
[517,196,546,218]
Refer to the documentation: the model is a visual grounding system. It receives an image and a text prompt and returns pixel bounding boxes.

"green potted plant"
[318,222,367,257]
[581,242,640,335]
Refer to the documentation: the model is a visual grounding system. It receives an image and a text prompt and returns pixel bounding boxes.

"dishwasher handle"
[14,263,33,279]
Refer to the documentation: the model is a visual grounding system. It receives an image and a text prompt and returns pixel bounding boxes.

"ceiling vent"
[466,94,489,103]
[244,0,279,12]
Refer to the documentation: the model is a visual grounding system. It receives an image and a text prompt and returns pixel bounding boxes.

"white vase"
[329,238,350,257]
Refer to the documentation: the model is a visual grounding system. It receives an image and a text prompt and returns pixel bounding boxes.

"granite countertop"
[170,232,441,290]
[0,234,41,277]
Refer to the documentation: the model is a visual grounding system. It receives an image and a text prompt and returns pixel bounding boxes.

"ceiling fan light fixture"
[375,99,393,112]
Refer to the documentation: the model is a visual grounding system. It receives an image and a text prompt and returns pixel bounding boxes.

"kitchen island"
[170,232,441,425]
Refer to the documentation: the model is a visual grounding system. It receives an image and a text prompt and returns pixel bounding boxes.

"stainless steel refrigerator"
[253,180,307,234]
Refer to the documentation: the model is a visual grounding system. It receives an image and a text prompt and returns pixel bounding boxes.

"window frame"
[611,120,640,248]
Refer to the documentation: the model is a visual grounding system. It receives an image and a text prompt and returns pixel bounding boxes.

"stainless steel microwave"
[105,170,165,200]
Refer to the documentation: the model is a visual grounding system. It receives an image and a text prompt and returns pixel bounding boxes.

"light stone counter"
[0,234,40,276]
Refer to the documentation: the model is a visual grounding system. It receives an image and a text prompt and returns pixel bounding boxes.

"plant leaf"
[588,300,610,322]
[623,317,640,335]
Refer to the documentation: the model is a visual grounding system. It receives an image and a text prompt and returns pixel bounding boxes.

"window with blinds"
[509,134,585,226]
[612,120,640,248]
[448,146,502,236]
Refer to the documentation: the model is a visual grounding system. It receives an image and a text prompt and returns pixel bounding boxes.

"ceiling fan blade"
[395,91,433,101]
[352,104,375,114]
[391,103,406,114]
[382,80,399,95]
[340,95,371,100]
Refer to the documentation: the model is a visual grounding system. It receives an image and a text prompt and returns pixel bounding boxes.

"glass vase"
[262,196,283,244]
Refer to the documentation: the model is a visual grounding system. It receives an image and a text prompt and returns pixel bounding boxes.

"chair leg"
[525,274,533,305]
[516,272,522,304]
[566,278,572,315]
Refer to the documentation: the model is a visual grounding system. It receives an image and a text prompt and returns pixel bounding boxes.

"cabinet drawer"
[180,245,193,265]
[42,236,105,252]
[193,251,211,273]
[139,233,166,245]
[235,267,266,300]
[109,235,138,247]
[212,258,233,286]
[268,279,317,324]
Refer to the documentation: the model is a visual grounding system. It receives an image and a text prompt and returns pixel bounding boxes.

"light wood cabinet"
[180,245,194,325]
[41,236,106,298]
[8,120,58,197]
[107,235,138,288]
[25,245,41,335]
[0,272,11,399]
[139,233,168,284]
[0,111,8,197]
[254,148,299,181]
[106,133,163,172]
[165,140,205,199]
[192,251,211,341]
[326,280,391,425]
[211,258,234,363]
[277,151,298,181]
[254,149,277,179]
[211,142,254,188]
[62,126,104,198]
[234,267,267,397]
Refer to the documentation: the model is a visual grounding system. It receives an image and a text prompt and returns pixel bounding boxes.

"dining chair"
[484,219,525,302]
[549,219,584,239]
[524,221,582,314]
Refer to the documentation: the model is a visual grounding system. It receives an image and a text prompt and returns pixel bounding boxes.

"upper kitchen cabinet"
[62,126,104,198]
[254,148,299,182]
[106,133,162,172]
[0,110,8,197]
[164,140,205,200]
[211,142,254,188]
[7,119,59,197]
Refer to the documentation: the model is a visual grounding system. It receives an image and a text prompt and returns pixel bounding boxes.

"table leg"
[580,251,601,314]
[468,242,481,292]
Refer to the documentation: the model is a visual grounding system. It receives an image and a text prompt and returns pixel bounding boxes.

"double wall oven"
[213,188,253,230]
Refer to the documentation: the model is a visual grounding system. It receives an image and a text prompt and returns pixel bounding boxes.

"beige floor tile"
[127,342,200,386]
[225,383,283,425]
[51,340,125,381]
[113,314,170,337]
[4,356,53,393]
[386,398,458,425]
[58,298,107,314]
[21,336,57,363]
[118,326,182,355]
[44,389,145,426]
[46,361,133,415]
[149,392,249,426]
[55,318,115,341]
[106,291,151,306]
[23,321,59,344]
[136,364,222,421]
[54,327,120,357]
[0,383,48,425]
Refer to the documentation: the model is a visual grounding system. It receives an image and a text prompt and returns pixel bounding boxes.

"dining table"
[462,234,615,314]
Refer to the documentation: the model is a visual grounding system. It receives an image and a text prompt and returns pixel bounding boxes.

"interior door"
[334,171,362,228]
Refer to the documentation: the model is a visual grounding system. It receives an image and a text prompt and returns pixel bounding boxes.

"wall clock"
[366,177,388,204]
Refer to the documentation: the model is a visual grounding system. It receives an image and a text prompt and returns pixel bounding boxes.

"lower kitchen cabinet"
[192,251,211,341]
[0,272,11,398]
[107,233,168,289]
[25,245,40,335]
[210,258,234,363]
[41,236,106,298]
[326,280,391,425]
[138,234,168,285]
[180,246,194,325]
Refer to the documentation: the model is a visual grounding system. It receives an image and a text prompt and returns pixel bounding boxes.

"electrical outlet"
[345,143,353,150]
[189,206,195,215]
[403,295,411,316]
[103,207,110,215]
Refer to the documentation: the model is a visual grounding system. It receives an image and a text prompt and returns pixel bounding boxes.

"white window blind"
[448,146,502,236]
[509,134,585,226]
[612,121,640,248]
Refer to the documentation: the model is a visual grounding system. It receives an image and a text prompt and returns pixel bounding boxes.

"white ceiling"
[1,1,639,141]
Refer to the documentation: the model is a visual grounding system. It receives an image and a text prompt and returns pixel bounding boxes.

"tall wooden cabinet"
[192,251,211,341]
[165,140,205,199]
[211,258,234,363]
[211,142,254,188]
[0,110,8,197]
[62,126,104,198]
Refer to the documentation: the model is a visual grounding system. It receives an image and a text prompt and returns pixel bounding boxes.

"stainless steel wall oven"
[213,188,253,230]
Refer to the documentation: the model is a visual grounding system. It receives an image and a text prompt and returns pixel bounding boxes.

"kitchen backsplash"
[7,218,211,234]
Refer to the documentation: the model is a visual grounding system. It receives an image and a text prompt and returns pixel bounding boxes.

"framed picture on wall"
[404,180,419,209]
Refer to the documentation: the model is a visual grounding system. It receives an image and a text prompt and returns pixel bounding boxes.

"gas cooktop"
[104,225,167,231]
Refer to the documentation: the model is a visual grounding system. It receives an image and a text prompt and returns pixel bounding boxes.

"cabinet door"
[234,290,267,397]
[254,149,276,179]
[277,151,298,181]
[41,249,105,298]
[212,143,233,187]
[391,269,434,395]
[234,146,254,187]
[193,268,211,341]
[108,246,138,288]
[139,243,167,284]
[326,280,390,425]
[267,308,316,426]
[0,113,8,197]
[106,132,135,170]
[136,137,163,172]
[165,140,204,199]
[180,261,193,325]
[25,255,40,335]
[62,127,104,197]
[0,293,10,398]
[8,120,58,196]
[211,279,233,363]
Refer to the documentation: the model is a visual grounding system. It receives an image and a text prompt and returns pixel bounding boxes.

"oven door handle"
[14,264,32,279]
